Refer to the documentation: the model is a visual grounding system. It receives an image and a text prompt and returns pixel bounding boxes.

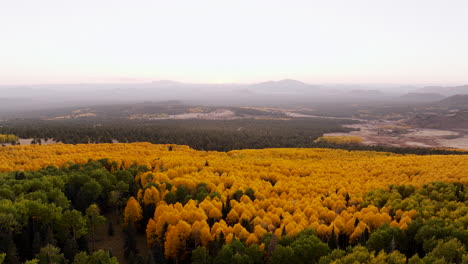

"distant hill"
[435,94,468,108]
[418,85,468,96]
[407,94,468,129]
[246,79,322,94]
[398,92,446,103]
[348,89,384,95]
[409,109,468,129]
[3,80,460,111]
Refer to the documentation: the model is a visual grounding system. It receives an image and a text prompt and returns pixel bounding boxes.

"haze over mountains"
[417,85,468,96]
[1,79,467,112]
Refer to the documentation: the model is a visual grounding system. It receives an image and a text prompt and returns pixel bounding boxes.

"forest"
[0,118,355,150]
[0,143,467,264]
[1,119,467,155]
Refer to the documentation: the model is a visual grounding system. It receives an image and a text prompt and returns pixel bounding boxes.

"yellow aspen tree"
[164,220,192,260]
[208,207,222,221]
[124,197,143,225]
[146,218,158,246]
[200,226,212,248]
[246,233,259,245]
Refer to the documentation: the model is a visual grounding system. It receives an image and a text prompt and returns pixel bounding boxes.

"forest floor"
[93,212,148,264]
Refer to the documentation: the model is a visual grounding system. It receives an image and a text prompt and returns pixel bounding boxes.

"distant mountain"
[343,90,388,100]
[246,79,322,94]
[435,94,468,108]
[2,80,455,111]
[398,92,446,103]
[418,85,468,96]
[151,80,183,86]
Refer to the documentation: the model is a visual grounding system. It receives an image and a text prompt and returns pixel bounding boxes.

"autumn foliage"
[0,134,18,144]
[314,136,363,144]
[0,143,466,262]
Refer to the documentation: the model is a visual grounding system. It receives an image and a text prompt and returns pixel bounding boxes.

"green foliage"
[426,238,467,263]
[213,239,262,264]
[233,190,243,202]
[270,245,294,264]
[58,210,87,240]
[318,249,346,264]
[278,235,294,247]
[244,188,255,201]
[290,230,330,264]
[85,204,106,251]
[191,247,211,264]
[3,118,468,154]
[163,192,177,205]
[23,260,39,264]
[270,229,331,264]
[0,161,139,264]
[366,225,406,253]
[124,221,138,259]
[195,183,210,203]
[0,118,357,151]
[35,244,66,264]
[324,246,371,264]
[320,182,468,263]
[73,250,118,264]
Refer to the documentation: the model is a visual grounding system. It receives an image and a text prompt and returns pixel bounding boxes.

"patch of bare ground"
[325,120,468,149]
[285,112,364,121]
[93,213,148,264]
[137,109,239,120]
[2,138,60,146]
[436,135,468,149]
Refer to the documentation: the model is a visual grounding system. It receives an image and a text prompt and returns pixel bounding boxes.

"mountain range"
[1,79,467,112]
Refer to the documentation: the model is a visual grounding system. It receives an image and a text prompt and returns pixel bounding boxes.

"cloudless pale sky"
[0,0,467,85]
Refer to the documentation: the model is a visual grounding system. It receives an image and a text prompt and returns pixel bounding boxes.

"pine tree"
[328,227,337,249]
[63,238,79,261]
[151,242,166,264]
[390,235,396,252]
[32,231,42,255]
[124,221,138,258]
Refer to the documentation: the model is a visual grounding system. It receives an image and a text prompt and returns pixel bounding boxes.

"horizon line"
[1,79,467,87]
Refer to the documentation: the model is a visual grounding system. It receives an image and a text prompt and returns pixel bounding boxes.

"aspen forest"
[0,143,467,264]
[2,1,468,263]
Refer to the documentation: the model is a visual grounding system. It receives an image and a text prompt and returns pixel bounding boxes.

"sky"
[0,0,467,86]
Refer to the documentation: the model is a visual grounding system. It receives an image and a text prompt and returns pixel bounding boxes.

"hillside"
[409,109,468,129]
[398,92,445,103]
[418,85,468,96]
[435,94,468,108]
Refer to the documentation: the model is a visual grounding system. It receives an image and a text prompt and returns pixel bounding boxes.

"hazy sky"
[1,0,467,85]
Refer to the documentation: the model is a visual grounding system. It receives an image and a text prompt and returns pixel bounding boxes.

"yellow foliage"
[314,136,363,144]
[246,233,259,245]
[0,143,467,258]
[208,207,223,220]
[124,197,143,225]
[164,220,192,259]
[0,134,18,143]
